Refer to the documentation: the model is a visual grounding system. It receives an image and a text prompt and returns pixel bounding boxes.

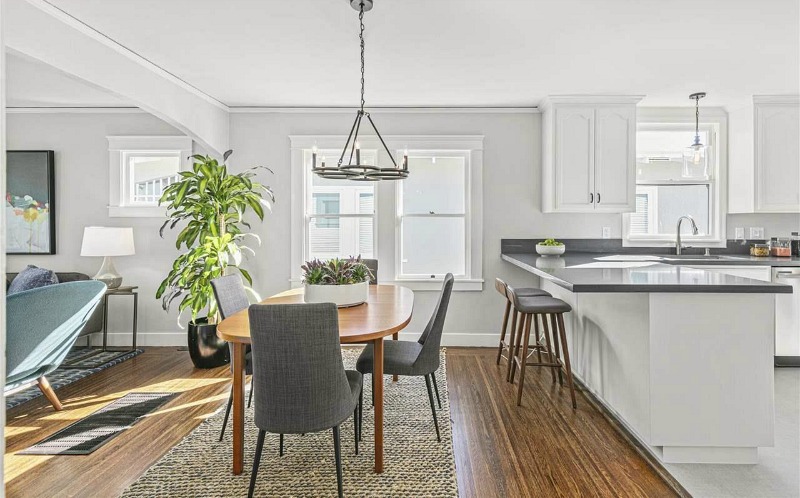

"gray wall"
[7,110,799,345]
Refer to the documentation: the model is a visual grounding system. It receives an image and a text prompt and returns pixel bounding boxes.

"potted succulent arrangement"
[156,150,274,368]
[301,256,374,307]
[536,238,566,256]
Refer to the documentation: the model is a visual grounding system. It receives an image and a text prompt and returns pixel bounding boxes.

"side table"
[64,286,139,368]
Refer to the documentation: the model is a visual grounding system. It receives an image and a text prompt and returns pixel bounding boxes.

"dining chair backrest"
[248,303,354,434]
[362,259,378,285]
[210,274,250,320]
[415,273,454,373]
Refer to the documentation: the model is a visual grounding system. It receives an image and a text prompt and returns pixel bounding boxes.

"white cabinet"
[541,96,642,213]
[729,95,800,213]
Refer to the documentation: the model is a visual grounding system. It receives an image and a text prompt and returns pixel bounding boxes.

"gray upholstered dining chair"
[356,273,454,442]
[362,258,378,284]
[247,303,362,498]
[210,274,254,441]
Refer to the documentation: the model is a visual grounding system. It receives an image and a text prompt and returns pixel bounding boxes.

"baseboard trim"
[89,331,499,347]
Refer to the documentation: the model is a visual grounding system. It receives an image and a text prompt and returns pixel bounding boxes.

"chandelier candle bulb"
[356,142,361,165]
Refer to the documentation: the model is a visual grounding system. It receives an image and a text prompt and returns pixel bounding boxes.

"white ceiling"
[8,0,800,108]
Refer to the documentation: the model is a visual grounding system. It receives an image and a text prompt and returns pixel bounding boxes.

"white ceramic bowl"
[535,243,566,256]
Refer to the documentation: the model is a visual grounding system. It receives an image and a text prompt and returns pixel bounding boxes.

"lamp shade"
[80,226,136,257]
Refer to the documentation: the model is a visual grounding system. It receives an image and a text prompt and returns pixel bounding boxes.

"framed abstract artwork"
[6,151,56,254]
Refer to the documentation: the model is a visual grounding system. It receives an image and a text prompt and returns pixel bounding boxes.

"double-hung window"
[624,119,726,246]
[397,151,469,278]
[290,135,483,291]
[107,136,192,217]
[304,149,376,261]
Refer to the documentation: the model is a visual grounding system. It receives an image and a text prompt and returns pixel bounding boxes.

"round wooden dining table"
[216,284,414,475]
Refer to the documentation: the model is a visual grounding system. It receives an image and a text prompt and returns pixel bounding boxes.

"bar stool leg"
[496,300,511,365]
[540,314,557,384]
[516,313,533,406]
[506,309,525,384]
[505,309,519,382]
[556,313,577,409]
[546,313,564,386]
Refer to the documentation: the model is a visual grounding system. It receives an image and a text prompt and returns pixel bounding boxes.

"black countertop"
[501,252,794,294]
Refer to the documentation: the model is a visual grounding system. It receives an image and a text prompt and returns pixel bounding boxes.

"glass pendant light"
[312,0,408,181]
[683,92,708,178]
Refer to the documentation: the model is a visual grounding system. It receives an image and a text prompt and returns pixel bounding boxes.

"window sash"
[396,150,471,280]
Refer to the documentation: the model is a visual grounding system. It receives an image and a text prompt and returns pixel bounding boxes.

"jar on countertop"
[771,238,791,257]
[791,232,800,257]
[751,243,770,257]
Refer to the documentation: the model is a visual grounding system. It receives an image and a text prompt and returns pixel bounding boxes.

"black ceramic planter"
[187,318,230,369]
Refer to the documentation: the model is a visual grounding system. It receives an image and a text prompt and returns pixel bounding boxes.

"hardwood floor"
[5,347,679,497]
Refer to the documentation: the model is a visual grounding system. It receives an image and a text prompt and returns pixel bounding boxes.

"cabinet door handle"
[597,193,601,203]
[589,193,594,203]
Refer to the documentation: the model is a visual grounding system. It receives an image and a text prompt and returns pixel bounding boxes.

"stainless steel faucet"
[676,215,699,255]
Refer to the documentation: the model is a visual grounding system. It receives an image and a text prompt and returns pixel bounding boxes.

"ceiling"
[7,0,800,108]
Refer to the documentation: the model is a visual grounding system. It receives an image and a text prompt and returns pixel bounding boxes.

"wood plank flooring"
[5,347,679,497]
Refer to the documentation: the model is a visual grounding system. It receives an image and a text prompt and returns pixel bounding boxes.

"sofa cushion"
[8,265,59,295]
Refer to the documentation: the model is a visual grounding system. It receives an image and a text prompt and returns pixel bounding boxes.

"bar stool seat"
[512,296,571,314]
[514,288,552,298]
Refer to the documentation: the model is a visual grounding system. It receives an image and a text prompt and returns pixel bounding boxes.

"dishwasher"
[773,267,800,367]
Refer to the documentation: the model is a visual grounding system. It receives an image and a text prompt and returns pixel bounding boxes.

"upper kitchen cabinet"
[541,96,643,213]
[729,95,800,213]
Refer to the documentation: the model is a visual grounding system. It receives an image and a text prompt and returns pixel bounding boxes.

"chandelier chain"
[359,3,366,112]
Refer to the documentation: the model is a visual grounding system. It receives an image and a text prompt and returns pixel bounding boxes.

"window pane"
[129,154,180,203]
[312,193,340,228]
[636,130,710,181]
[402,156,465,214]
[629,185,710,236]
[401,217,465,275]
[308,216,373,261]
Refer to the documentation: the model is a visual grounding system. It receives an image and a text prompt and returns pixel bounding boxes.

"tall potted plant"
[156,150,274,368]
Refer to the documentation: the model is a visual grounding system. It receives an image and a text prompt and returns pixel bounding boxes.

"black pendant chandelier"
[312,0,408,181]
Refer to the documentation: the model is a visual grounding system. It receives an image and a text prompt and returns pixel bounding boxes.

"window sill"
[108,205,167,218]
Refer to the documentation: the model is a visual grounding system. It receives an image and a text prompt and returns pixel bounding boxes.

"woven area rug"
[123,349,458,497]
[5,348,144,410]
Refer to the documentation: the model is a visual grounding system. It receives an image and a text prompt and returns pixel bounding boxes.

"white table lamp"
[81,226,136,289]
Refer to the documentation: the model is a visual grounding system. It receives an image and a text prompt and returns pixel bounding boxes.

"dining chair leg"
[279,433,284,457]
[547,313,564,386]
[505,310,520,382]
[371,373,375,407]
[248,429,266,498]
[247,380,254,409]
[516,313,533,406]
[431,371,442,409]
[353,406,359,455]
[361,388,364,442]
[496,300,511,365]
[219,389,233,441]
[424,374,441,442]
[333,425,344,498]
[556,313,578,409]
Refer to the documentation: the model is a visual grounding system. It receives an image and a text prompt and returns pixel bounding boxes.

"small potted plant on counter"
[536,238,566,256]
[301,256,374,307]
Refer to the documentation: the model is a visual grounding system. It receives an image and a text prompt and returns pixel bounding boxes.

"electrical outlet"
[602,227,611,239]
[749,227,765,240]
[734,227,745,240]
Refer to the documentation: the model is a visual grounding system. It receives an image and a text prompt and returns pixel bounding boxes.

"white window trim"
[623,109,728,248]
[107,136,192,218]
[290,135,483,292]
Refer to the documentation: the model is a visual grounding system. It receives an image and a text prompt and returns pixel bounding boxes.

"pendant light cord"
[695,95,700,136]
[359,3,366,112]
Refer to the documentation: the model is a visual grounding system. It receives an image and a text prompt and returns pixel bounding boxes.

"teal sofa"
[6,280,106,410]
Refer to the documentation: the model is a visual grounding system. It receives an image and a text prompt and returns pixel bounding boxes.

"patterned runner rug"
[5,348,144,410]
[123,349,458,497]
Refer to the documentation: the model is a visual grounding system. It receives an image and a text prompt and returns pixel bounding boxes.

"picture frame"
[6,150,57,255]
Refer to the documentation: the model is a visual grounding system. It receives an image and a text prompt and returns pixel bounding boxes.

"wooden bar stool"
[494,278,550,382]
[506,287,577,409]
